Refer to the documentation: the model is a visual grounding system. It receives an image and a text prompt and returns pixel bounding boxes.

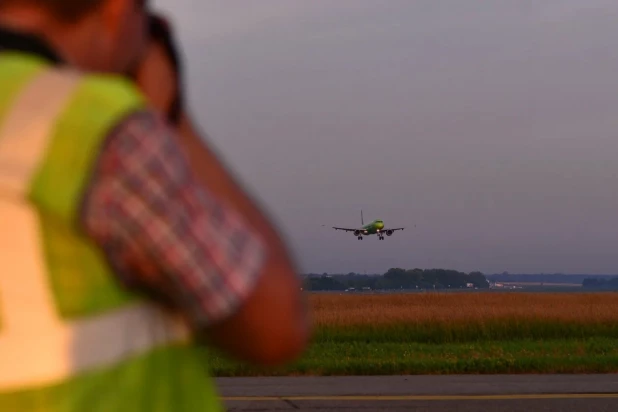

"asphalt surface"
[216,375,618,411]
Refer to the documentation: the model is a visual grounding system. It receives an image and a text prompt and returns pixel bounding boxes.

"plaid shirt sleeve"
[79,109,267,329]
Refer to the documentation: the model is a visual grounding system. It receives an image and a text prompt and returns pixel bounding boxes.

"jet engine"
[354,230,362,237]
[386,230,394,236]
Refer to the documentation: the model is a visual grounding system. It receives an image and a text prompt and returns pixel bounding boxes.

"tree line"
[582,277,618,290]
[488,273,618,283]
[302,268,490,291]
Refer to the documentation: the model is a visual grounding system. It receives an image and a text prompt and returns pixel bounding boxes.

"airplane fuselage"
[360,220,385,235]
[331,211,404,240]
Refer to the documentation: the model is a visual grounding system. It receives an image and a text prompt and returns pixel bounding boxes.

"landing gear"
[357,236,363,240]
[378,236,384,240]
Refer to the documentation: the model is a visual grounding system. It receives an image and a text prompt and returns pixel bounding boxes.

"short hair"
[0,0,106,23]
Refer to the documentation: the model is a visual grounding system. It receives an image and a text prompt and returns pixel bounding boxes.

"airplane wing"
[332,227,359,232]
[382,227,405,231]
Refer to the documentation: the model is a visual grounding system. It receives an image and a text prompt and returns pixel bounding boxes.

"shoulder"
[58,72,148,134]
[76,73,146,108]
[104,108,176,152]
[94,107,190,187]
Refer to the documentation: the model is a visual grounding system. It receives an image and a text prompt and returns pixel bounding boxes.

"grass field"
[206,292,618,376]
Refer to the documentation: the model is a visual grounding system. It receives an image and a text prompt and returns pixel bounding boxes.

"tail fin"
[361,210,364,225]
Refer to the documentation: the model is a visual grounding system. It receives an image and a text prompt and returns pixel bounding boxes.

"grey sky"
[153,0,618,275]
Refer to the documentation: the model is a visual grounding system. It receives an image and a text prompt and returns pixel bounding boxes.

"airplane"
[331,211,404,240]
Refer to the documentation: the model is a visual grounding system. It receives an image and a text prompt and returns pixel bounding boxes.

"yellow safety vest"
[0,51,223,411]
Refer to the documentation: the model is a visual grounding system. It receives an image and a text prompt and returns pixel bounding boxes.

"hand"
[134,13,183,124]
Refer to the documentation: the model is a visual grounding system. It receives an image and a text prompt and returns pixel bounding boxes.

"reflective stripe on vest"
[0,68,189,391]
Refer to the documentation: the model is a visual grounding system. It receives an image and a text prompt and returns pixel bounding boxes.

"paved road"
[216,375,618,411]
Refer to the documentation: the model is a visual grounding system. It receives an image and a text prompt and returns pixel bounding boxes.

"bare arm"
[81,110,310,367]
[131,18,310,365]
[175,111,311,365]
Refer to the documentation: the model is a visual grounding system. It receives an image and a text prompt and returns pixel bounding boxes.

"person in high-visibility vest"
[0,0,310,410]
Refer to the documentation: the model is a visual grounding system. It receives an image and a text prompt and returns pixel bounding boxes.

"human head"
[0,0,150,74]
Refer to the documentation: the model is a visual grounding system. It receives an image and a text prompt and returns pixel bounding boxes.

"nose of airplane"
[377,221,384,229]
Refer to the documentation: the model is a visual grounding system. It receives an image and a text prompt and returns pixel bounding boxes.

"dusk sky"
[153,1,618,275]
